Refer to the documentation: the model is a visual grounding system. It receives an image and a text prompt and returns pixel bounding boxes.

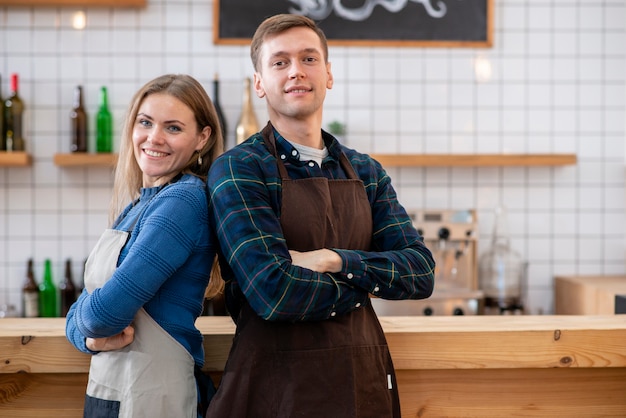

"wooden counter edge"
[2,315,625,374]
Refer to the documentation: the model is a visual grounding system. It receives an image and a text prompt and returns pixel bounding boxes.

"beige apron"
[83,227,196,418]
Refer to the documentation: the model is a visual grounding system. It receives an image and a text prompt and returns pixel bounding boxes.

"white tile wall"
[0,0,624,315]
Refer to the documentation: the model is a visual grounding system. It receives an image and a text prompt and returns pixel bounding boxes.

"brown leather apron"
[208,124,400,417]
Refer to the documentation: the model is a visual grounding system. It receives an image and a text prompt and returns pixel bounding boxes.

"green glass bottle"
[96,86,112,153]
[39,259,58,317]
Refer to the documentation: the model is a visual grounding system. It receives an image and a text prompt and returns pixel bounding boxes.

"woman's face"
[132,93,209,187]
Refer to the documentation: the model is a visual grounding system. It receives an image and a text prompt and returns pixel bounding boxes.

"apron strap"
[262,121,361,182]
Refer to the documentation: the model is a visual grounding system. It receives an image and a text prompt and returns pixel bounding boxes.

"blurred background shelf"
[0,0,145,6]
[370,153,577,167]
[0,151,32,166]
[53,153,117,167]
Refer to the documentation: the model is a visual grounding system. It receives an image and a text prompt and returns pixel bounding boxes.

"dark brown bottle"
[22,258,39,318]
[4,73,25,151]
[70,85,88,152]
[212,74,228,149]
[59,258,77,317]
[0,73,5,151]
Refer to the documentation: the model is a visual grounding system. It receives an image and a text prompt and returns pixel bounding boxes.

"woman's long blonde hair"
[109,74,224,299]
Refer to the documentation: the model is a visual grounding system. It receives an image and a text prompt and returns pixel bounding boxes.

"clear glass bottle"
[39,259,57,317]
[235,77,259,144]
[96,86,112,153]
[478,206,524,312]
[4,73,25,151]
[70,85,88,152]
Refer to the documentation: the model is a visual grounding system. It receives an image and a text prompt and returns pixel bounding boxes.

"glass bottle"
[96,86,112,153]
[478,206,524,312]
[70,85,88,152]
[0,73,5,151]
[235,77,259,144]
[59,258,77,317]
[39,259,57,317]
[22,258,39,318]
[212,73,228,149]
[4,73,25,151]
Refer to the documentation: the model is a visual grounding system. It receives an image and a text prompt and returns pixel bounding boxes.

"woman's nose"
[147,128,164,143]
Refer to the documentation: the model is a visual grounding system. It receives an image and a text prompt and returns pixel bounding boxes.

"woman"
[66,74,223,418]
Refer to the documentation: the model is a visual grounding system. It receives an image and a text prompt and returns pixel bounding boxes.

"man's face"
[253,26,333,121]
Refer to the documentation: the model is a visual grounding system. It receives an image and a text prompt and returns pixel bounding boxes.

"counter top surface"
[2,315,626,373]
[2,314,624,337]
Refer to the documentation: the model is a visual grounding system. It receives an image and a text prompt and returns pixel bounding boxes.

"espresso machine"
[370,209,484,316]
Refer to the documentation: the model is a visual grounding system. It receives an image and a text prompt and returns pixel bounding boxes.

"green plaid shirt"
[207,127,435,322]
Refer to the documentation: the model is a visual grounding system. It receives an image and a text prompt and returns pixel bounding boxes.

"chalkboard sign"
[213,0,493,48]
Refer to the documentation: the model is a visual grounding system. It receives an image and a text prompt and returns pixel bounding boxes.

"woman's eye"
[139,119,152,128]
[167,125,182,133]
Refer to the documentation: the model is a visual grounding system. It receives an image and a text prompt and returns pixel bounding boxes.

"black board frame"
[213,0,493,48]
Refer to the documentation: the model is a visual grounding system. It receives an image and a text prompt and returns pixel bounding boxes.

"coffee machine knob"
[423,307,434,316]
[453,307,465,315]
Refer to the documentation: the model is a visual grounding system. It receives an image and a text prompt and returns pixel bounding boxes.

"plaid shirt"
[207,127,435,322]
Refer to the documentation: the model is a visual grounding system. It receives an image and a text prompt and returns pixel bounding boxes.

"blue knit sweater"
[65,174,216,366]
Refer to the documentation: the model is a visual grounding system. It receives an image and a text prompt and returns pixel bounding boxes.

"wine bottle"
[39,259,57,317]
[4,73,25,151]
[59,258,77,317]
[96,86,112,153]
[70,85,88,153]
[212,74,228,149]
[22,258,39,318]
[235,77,259,145]
[0,73,5,151]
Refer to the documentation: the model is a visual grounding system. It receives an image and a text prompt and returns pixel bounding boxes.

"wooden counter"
[2,315,626,417]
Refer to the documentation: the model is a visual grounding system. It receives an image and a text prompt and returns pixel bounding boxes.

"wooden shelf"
[370,153,577,167]
[0,151,32,167]
[0,0,145,6]
[53,153,117,167]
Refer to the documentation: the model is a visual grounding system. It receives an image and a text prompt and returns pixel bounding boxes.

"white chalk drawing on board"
[287,0,451,22]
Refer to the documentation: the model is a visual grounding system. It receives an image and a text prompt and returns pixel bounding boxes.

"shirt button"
[291,149,298,156]
[330,311,337,317]
[347,273,354,279]
[373,286,380,293]
[308,161,315,167]
[280,154,286,160]
[355,303,361,308]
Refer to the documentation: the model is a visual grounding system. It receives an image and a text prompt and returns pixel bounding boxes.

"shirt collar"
[273,128,342,165]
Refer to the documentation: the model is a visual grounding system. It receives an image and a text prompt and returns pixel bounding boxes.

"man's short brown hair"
[250,14,329,72]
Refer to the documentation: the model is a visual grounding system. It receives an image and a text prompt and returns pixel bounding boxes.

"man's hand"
[86,325,135,352]
[289,249,342,273]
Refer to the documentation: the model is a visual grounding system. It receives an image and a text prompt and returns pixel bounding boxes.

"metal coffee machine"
[370,209,483,316]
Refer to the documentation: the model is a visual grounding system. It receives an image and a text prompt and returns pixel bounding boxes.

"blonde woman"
[66,74,222,418]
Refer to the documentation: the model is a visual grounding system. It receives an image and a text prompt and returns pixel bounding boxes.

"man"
[206,13,435,417]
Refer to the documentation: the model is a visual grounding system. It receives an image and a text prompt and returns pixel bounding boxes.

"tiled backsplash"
[0,0,624,315]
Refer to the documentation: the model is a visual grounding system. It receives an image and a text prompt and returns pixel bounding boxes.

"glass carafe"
[478,206,524,310]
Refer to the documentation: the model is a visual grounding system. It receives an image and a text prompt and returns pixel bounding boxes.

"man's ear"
[253,72,266,98]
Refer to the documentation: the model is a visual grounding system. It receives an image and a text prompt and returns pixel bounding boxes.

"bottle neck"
[10,74,19,95]
[213,80,220,104]
[100,87,109,109]
[74,87,83,108]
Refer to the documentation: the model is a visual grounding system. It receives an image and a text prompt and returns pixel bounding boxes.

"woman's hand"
[289,249,342,273]
[86,325,135,352]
